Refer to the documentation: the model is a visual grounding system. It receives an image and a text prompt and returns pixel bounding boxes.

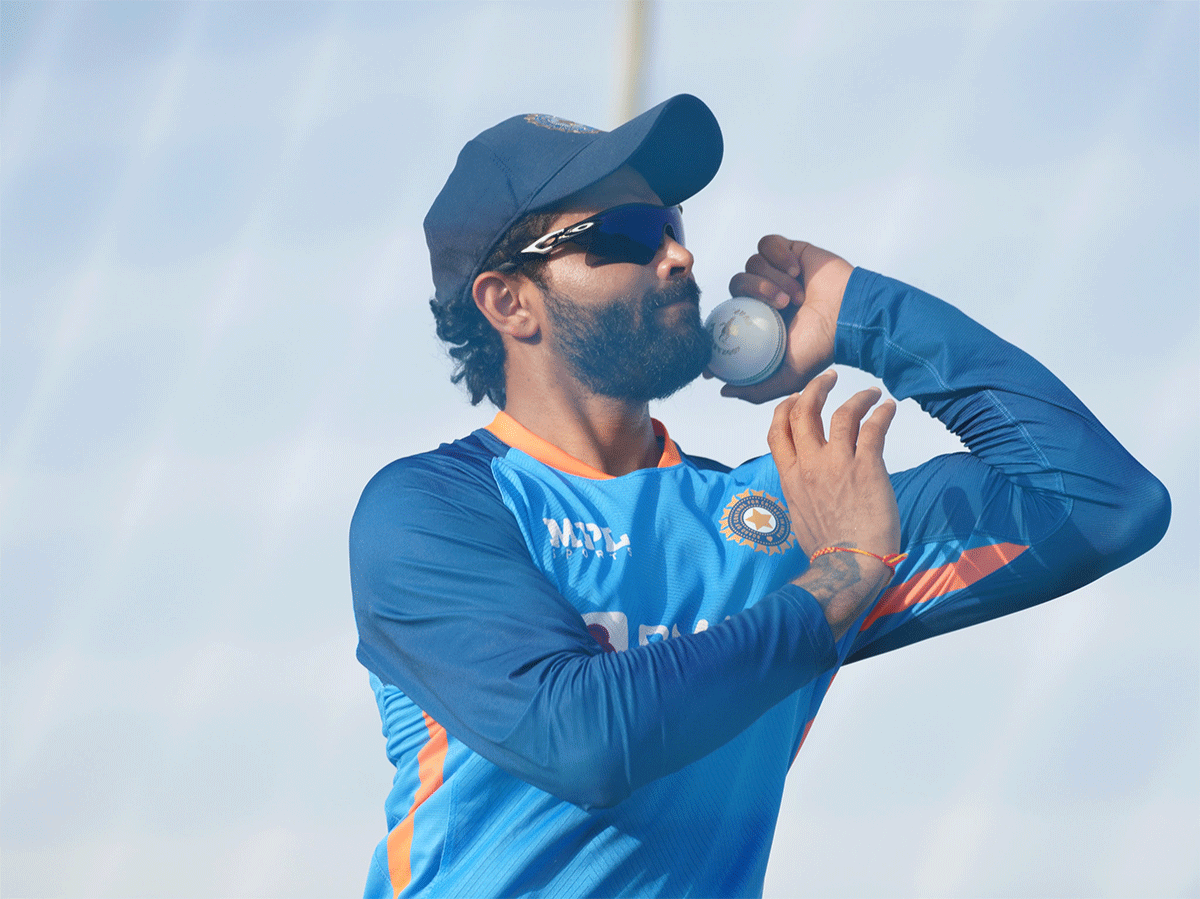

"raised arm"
[729,238,1170,657]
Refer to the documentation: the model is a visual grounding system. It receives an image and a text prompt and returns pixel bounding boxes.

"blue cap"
[424,94,723,308]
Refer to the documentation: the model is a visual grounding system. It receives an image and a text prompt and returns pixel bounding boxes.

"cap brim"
[526,94,723,213]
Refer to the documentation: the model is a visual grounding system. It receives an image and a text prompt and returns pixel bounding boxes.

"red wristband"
[809,546,908,571]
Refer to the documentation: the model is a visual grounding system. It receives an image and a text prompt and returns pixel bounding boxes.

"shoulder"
[351,429,515,537]
[358,429,506,501]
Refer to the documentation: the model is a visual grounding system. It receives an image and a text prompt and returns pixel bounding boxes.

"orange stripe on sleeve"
[793,718,815,763]
[386,714,449,899]
[860,541,1028,632]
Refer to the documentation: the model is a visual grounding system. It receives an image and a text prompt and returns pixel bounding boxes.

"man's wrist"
[810,545,906,572]
[830,266,876,368]
[792,549,891,641]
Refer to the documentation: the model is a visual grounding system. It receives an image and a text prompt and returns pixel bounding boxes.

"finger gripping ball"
[704,297,787,386]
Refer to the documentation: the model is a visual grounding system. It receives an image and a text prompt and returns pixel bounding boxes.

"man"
[351,95,1169,898]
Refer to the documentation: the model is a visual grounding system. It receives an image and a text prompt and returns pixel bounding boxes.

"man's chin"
[545,279,710,402]
[641,343,713,402]
[590,340,710,403]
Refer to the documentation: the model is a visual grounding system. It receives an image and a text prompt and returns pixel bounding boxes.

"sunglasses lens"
[582,205,684,265]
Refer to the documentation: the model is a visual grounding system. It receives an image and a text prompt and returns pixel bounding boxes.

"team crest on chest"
[719,489,796,555]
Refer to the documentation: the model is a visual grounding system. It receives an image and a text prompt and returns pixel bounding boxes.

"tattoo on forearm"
[802,552,864,604]
[794,544,890,639]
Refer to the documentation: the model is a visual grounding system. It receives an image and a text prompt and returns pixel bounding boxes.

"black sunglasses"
[504,203,684,269]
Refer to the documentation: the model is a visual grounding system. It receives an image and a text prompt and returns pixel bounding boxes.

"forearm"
[360,578,837,809]
[488,584,836,808]
[835,269,1170,660]
[836,268,1169,560]
[354,460,841,810]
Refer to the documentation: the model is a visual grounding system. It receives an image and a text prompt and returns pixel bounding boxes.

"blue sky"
[2,2,1197,896]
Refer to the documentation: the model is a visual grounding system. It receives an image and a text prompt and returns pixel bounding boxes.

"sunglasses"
[506,203,684,268]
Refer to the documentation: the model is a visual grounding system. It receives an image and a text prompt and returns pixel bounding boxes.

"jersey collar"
[486,411,682,480]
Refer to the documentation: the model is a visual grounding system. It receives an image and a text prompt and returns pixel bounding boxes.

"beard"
[542,278,713,403]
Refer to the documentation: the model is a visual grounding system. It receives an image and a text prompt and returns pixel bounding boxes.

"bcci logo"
[524,113,601,134]
[719,489,796,555]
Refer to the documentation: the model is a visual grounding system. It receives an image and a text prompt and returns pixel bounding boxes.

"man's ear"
[473,272,540,340]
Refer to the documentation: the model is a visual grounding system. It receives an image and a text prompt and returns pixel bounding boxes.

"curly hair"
[429,210,558,408]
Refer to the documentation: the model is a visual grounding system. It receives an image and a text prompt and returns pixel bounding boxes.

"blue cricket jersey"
[351,269,1169,897]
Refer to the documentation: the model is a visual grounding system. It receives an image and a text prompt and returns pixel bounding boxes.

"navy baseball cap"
[424,94,723,308]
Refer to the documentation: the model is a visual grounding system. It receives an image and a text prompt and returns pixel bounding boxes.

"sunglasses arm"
[520,219,598,256]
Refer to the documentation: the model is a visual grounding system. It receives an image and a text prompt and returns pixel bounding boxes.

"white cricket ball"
[704,297,787,387]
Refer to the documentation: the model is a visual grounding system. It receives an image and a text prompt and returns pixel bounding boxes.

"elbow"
[1127,470,1171,558]
[548,746,634,811]
[476,729,637,811]
[506,659,643,810]
[568,783,631,812]
[1091,466,1171,566]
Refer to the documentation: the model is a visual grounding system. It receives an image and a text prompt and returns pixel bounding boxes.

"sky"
[1,2,1197,897]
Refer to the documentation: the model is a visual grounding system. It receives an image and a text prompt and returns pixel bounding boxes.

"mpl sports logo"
[719,489,796,555]
[543,517,631,560]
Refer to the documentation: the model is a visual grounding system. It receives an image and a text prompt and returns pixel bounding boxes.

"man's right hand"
[723,237,853,405]
[769,370,902,639]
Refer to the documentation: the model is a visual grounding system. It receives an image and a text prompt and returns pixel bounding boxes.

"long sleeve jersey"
[351,268,1169,898]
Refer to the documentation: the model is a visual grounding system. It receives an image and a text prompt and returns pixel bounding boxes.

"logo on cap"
[524,113,601,134]
[719,489,796,555]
